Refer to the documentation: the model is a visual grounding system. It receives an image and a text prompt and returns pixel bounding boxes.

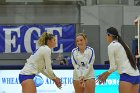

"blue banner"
[0,24,75,53]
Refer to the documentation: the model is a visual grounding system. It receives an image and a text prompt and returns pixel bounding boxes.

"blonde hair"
[38,32,54,46]
[75,33,88,46]
[76,33,87,40]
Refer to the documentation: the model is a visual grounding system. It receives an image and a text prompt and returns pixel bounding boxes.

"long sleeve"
[108,44,117,73]
[41,48,56,80]
[71,47,95,80]
[82,49,95,77]
[71,51,82,78]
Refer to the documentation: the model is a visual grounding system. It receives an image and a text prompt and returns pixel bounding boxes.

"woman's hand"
[53,77,62,89]
[79,76,85,88]
[96,71,110,84]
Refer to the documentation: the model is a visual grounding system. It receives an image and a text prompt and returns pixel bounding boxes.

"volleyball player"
[19,32,62,93]
[71,33,95,93]
[96,27,140,93]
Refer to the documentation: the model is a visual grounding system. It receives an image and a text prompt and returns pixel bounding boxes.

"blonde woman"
[71,33,95,93]
[19,32,62,93]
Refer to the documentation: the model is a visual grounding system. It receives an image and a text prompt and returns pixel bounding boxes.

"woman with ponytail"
[19,32,62,93]
[97,27,140,93]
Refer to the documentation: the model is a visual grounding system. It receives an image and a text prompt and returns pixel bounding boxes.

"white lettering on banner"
[45,27,63,53]
[106,79,119,85]
[24,27,41,52]
[96,79,119,86]
[3,26,63,53]
[3,27,21,53]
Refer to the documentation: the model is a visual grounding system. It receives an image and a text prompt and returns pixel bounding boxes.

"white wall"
[81,5,140,64]
[0,5,79,24]
[123,6,140,25]
[81,6,99,25]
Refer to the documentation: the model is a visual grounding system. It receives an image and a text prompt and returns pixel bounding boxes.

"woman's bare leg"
[21,79,36,93]
[73,80,84,93]
[85,79,95,93]
[119,81,132,93]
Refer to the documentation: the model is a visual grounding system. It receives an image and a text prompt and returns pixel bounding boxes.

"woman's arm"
[96,71,111,84]
[96,44,117,84]
[71,51,82,78]
[41,48,56,80]
[107,45,117,73]
[41,48,62,89]
[82,49,95,78]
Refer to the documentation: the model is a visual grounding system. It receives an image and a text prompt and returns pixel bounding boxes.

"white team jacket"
[20,45,56,80]
[108,40,140,76]
[71,46,95,80]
